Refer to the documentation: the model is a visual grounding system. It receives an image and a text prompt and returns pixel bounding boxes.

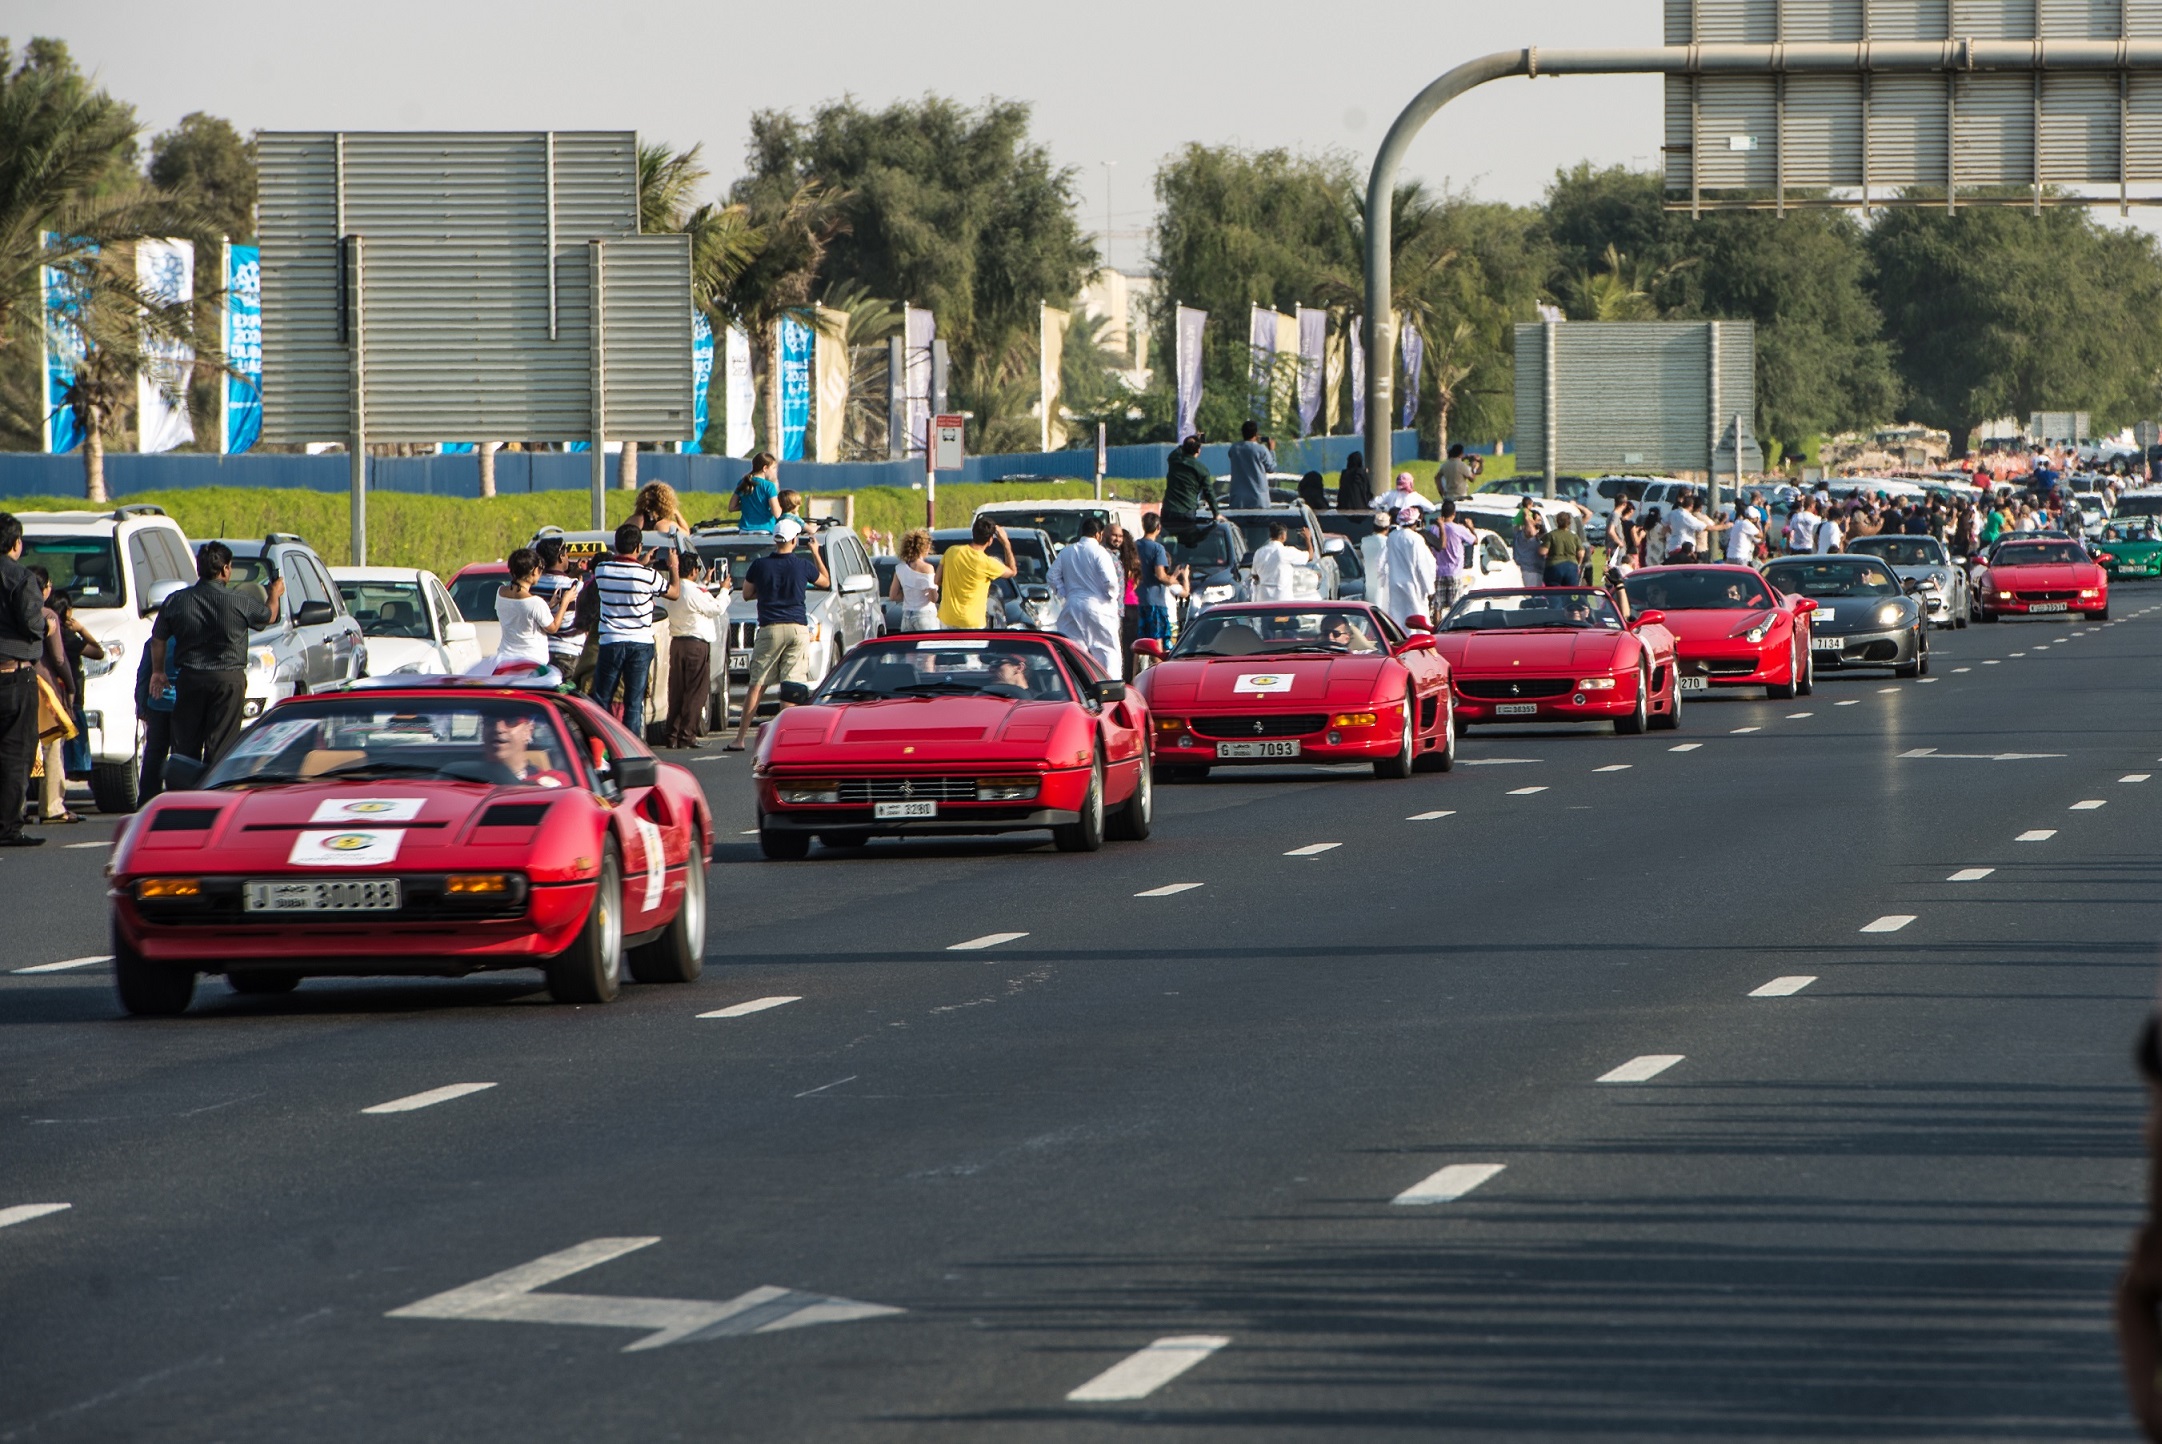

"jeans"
[1546,561,1582,587]
[593,641,655,733]
[139,707,173,804]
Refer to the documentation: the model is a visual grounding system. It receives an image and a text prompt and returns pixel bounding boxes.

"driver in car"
[1321,614,1378,652]
[482,711,572,788]
[983,654,1030,695]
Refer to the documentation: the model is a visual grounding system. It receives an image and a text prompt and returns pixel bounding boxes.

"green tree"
[1868,197,2162,454]
[147,112,255,242]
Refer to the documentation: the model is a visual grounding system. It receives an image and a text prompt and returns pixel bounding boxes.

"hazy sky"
[25,0,1670,269]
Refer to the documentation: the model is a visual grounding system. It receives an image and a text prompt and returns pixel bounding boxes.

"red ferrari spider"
[1619,564,1818,699]
[1433,587,1682,734]
[1974,536,2108,621]
[108,673,713,1015]
[752,632,1150,857]
[1131,601,1454,780]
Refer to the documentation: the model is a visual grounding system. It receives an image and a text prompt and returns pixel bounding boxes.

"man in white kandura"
[1382,507,1439,630]
[1047,513,1125,678]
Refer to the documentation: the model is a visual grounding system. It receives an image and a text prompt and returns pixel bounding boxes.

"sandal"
[721,741,746,752]
[45,812,84,824]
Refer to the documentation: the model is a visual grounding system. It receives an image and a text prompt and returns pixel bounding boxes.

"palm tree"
[1559,244,1696,323]
[706,176,852,452]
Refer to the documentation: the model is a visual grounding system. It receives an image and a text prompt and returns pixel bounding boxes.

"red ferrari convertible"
[1434,587,1682,734]
[1131,601,1454,780]
[1975,537,2108,621]
[108,673,712,1015]
[1620,565,1818,699]
[752,632,1150,857]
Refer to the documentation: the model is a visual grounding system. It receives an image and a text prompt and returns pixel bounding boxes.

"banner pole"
[347,235,367,566]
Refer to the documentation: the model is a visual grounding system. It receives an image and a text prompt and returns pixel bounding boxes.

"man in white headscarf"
[1382,506,1438,630]
[1047,513,1126,678]
[1361,509,1394,619]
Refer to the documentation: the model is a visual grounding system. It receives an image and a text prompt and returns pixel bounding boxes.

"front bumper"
[757,765,1092,835]
[1810,627,1920,668]
[1674,640,1786,689]
[1452,677,1640,724]
[1982,594,2106,616]
[1150,710,1410,764]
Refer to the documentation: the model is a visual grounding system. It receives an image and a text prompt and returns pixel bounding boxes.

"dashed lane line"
[1507,786,1548,796]
[0,1203,70,1231]
[1393,1162,1507,1206]
[1954,667,1973,672]
[1669,743,1702,752]
[2017,829,2058,842]
[1594,764,1632,772]
[1787,712,1814,718]
[2124,775,2151,783]
[948,932,1028,951]
[362,1083,497,1115]
[698,996,801,1018]
[2070,799,2108,810]
[1750,976,1817,997]
[1949,868,1995,882]
[1284,843,1342,856]
[1835,700,1859,706]
[1067,1337,1232,1403]
[1878,687,1900,694]
[1598,1055,1684,1083]
[1861,915,1916,933]
[1407,810,1455,821]
[1135,883,1204,897]
[1918,677,1939,683]
[1730,727,1760,734]
[12,955,109,975]
[62,841,106,850]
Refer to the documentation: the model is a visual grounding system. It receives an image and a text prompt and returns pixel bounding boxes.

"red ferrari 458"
[1619,564,1818,699]
[1434,587,1683,734]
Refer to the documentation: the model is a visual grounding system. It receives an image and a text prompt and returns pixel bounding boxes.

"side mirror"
[1019,583,1053,602]
[613,754,659,790]
[1089,679,1128,704]
[838,574,875,596]
[444,621,478,643]
[1633,608,1667,628]
[1901,577,1921,593]
[1132,638,1165,658]
[161,755,206,791]
[295,599,335,627]
[776,680,814,706]
[1792,597,1819,615]
[1396,633,1438,654]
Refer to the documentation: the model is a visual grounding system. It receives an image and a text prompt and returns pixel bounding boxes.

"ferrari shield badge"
[1232,674,1296,694]
[289,829,406,867]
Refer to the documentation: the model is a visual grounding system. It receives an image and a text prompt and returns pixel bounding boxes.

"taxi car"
[107,671,712,1015]
[1434,588,1682,734]
[752,632,1150,857]
[1620,565,1817,700]
[1132,601,1454,780]
[1971,536,2109,621]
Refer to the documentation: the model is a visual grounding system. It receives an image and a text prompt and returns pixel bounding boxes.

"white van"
[17,505,197,813]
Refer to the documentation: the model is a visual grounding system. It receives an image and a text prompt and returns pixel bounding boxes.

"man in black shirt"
[0,513,49,845]
[151,541,281,766]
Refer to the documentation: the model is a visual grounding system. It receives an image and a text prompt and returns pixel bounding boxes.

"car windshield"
[1223,515,1312,555]
[1762,560,1900,597]
[698,543,776,588]
[448,571,504,622]
[1848,537,1946,566]
[339,580,431,639]
[1161,523,1238,570]
[1316,512,1378,542]
[19,535,124,609]
[2103,517,2162,541]
[975,510,1107,546]
[1621,571,1773,611]
[1993,542,2089,566]
[1443,589,1623,630]
[202,697,579,789]
[817,638,1074,702]
[1174,608,1384,656]
[2115,494,2162,518]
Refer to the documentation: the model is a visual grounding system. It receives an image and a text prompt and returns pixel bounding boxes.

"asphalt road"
[3,599,2159,1441]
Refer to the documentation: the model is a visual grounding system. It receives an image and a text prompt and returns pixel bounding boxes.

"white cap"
[774,516,805,541]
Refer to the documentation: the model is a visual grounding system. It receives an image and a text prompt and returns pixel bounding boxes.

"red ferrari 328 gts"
[1433,587,1683,734]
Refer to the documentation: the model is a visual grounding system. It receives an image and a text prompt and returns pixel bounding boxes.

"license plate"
[1216,740,1300,758]
[1678,675,1709,692]
[1811,636,1843,650]
[874,800,937,819]
[2028,602,2068,612]
[1494,703,1539,716]
[244,879,401,913]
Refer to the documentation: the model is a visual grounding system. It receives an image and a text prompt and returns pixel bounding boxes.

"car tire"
[1106,755,1153,841]
[759,817,812,860]
[226,971,299,995]
[1052,756,1106,852]
[114,933,193,1018]
[1769,640,1799,700]
[1373,699,1415,779]
[1651,668,1681,730]
[2097,605,2111,621]
[1614,668,1651,734]
[1797,645,1816,696]
[546,843,624,1004]
[91,759,140,815]
[628,835,705,985]
[1414,694,1456,772]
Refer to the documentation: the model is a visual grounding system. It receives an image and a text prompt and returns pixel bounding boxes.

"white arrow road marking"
[698,996,801,1019]
[1599,1054,1684,1083]
[1393,1162,1505,1206]
[1898,748,2066,761]
[13,955,110,974]
[948,932,1027,951]
[1134,883,1204,897]
[1067,1336,1231,1402]
[388,1238,902,1352]
[0,1203,71,1230]
[1750,976,1816,997]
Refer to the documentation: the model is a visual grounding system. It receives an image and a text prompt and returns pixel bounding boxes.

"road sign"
[932,415,966,471]
[387,1237,903,1353]
[1513,321,1761,494]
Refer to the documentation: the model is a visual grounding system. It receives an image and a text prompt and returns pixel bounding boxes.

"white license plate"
[1494,703,1539,716]
[1216,740,1300,758]
[1811,636,1843,650]
[244,879,401,913]
[2027,602,2068,612]
[1678,675,1709,692]
[874,800,938,819]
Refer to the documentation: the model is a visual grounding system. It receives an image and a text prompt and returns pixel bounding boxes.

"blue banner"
[688,311,713,452]
[778,314,812,462]
[40,235,91,454]
[223,242,262,454]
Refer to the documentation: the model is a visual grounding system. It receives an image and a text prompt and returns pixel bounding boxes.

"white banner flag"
[136,238,195,453]
[724,324,754,457]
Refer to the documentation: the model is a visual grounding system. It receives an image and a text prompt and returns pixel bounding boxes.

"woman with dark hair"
[1336,451,1372,511]
[1298,471,1329,513]
[733,453,780,533]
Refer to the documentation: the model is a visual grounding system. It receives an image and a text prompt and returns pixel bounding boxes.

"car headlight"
[1574,677,1617,690]
[1996,590,2014,600]
[248,646,277,675]
[2079,588,2100,598]
[777,781,839,804]
[84,638,123,677]
[1198,585,1236,605]
[1874,603,1904,626]
[1744,621,1771,643]
[975,777,1040,801]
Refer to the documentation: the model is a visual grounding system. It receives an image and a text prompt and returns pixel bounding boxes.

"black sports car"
[1761,555,1930,677]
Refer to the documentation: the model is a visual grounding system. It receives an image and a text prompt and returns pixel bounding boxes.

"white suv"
[16,504,198,814]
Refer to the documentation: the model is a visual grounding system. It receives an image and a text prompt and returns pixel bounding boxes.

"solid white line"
[1598,1054,1684,1083]
[1284,843,1341,856]
[1393,1162,1506,1206]
[1860,915,1915,933]
[698,996,801,1018]
[1407,810,1455,821]
[1729,727,1760,734]
[13,955,110,974]
[1067,1336,1231,1402]
[948,932,1028,951]
[1750,975,1816,997]
[1594,763,1633,771]
[2070,799,2107,810]
[62,841,106,850]
[1786,712,1813,718]
[0,1203,70,1230]
[1506,786,1548,795]
[795,1075,857,1098]
[1948,867,1995,882]
[1457,757,1543,766]
[1668,743,1702,752]
[2017,829,2057,842]
[362,1082,497,1115]
[2124,775,2152,783]
[1135,883,1204,897]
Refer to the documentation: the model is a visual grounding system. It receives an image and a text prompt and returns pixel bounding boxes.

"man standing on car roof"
[152,540,280,768]
[1161,435,1222,539]
[1227,421,1272,509]
[0,513,48,845]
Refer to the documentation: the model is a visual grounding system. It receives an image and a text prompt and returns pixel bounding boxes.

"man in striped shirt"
[589,521,681,734]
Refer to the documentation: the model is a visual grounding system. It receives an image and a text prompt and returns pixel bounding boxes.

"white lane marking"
[0,1203,71,1230]
[690,755,727,764]
[1834,699,1859,706]
[1598,1054,1684,1083]
[13,955,110,974]
[1506,786,1548,795]
[795,1076,857,1098]
[2070,799,2107,810]
[1860,915,1915,933]
[2124,775,2152,783]
[1982,660,2001,665]
[738,829,759,835]
[1750,976,1816,997]
[1393,1162,1506,1206]
[1135,883,1204,897]
[1786,712,1814,718]
[1407,810,1455,821]
[1917,677,1939,683]
[698,996,801,1018]
[1457,757,1543,766]
[1878,687,1899,694]
[1594,764,1633,771]
[2017,829,2057,842]
[387,1237,902,1352]
[948,932,1028,951]
[62,841,106,850]
[1948,867,1995,882]
[1898,748,1937,757]
[362,1082,497,1115]
[2009,651,2026,657]
[1953,666,1972,672]
[1067,1336,1231,1402]
[1729,727,1760,734]
[1284,843,1341,856]
[1668,743,1703,752]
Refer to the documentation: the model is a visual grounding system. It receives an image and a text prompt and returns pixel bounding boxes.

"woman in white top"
[495,546,575,666]
[889,527,940,631]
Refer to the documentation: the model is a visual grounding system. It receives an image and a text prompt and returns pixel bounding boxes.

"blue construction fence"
[0,431,1440,500]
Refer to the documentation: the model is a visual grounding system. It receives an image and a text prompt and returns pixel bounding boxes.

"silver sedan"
[1845,534,1970,629]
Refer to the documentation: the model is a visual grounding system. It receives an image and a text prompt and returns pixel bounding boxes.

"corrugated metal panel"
[1866,74,1951,186]
[2039,0,2132,35]
[1786,75,1867,185]
[2130,0,2162,37]
[1513,325,1546,465]
[1867,0,1953,39]
[258,134,345,441]
[1953,72,2035,185]
[2040,72,2121,181]
[1511,322,1759,474]
[597,238,694,437]
[1697,76,1781,187]
[1785,0,1869,40]
[1665,76,1696,195]
[2130,73,2162,178]
[1951,0,2035,37]
[1665,0,1694,44]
